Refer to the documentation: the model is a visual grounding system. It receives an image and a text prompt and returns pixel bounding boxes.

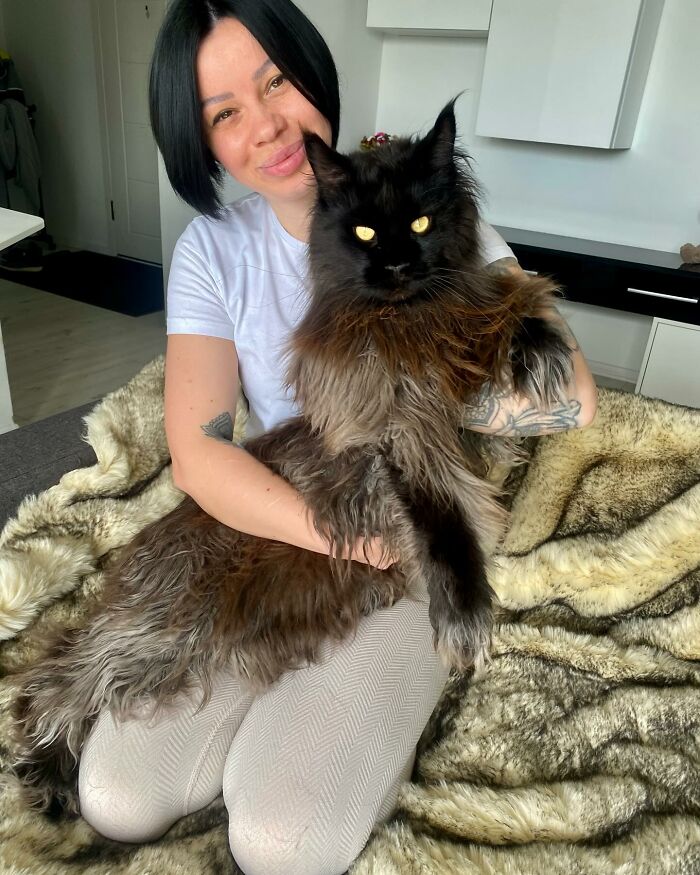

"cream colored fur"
[0,360,698,873]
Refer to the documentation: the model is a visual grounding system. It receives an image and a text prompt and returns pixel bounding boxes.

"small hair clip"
[360,132,392,150]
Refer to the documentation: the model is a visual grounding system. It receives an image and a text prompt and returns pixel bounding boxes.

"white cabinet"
[636,318,700,409]
[366,0,493,36]
[475,0,665,149]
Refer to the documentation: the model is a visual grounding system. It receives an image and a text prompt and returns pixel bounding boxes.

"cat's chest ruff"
[310,346,456,454]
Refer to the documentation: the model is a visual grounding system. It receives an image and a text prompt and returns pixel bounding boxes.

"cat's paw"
[433,613,492,673]
[510,316,574,408]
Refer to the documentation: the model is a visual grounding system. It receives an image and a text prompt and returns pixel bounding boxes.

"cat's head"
[304,100,482,306]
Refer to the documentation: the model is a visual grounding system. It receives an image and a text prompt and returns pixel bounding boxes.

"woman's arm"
[462,257,598,436]
[166,334,392,567]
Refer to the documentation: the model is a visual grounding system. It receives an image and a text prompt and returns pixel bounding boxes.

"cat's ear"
[303,133,353,200]
[419,97,460,170]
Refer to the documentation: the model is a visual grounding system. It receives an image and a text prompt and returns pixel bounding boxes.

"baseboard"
[52,238,113,257]
[588,358,639,387]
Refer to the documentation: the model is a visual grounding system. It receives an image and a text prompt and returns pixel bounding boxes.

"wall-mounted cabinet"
[475,0,665,149]
[366,0,493,37]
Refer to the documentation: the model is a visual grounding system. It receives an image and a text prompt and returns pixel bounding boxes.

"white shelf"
[367,0,492,37]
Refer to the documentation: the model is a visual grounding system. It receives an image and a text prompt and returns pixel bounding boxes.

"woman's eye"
[268,74,286,93]
[411,216,431,235]
[353,225,376,242]
[212,109,234,126]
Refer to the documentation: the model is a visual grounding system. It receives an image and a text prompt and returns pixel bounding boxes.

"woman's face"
[197,17,332,211]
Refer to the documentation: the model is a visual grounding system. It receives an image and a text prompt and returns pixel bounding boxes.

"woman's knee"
[78,710,179,844]
[79,755,176,843]
[227,811,367,875]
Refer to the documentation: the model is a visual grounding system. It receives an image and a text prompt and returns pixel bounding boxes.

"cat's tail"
[7,500,251,818]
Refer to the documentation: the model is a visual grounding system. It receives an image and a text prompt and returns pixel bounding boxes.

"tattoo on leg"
[201,411,234,443]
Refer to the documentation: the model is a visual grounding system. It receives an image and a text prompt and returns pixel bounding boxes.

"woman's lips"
[259,141,305,177]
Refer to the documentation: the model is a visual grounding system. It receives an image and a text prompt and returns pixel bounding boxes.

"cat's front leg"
[488,269,575,409]
[403,488,494,671]
[508,308,575,409]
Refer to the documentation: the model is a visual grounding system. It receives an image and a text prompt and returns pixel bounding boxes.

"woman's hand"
[347,535,397,570]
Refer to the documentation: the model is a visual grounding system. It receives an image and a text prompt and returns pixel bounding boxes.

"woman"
[77,2,598,873]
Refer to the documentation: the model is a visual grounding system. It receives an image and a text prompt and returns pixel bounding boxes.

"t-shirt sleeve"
[166,232,235,341]
[477,218,516,266]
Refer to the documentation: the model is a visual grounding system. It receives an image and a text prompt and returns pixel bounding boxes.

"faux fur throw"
[1,357,699,873]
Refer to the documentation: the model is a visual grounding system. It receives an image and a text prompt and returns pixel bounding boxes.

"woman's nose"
[252,103,285,145]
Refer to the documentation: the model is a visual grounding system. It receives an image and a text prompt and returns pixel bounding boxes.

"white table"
[0,207,45,433]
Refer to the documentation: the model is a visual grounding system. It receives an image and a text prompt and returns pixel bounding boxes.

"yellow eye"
[353,225,376,242]
[411,216,431,235]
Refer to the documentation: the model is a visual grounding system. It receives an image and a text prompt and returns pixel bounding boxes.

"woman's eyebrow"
[252,58,274,80]
[201,91,234,108]
[200,60,275,108]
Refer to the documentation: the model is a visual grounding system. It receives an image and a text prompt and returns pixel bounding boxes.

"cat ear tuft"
[303,133,352,199]
[420,96,461,170]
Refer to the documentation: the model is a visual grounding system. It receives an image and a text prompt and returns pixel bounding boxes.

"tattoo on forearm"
[201,411,234,443]
[492,401,582,436]
[464,383,582,436]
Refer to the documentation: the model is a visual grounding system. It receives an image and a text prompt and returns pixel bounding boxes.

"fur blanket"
[1,357,699,873]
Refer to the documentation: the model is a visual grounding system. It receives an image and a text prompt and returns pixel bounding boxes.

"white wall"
[373,0,699,382]
[1,0,111,251]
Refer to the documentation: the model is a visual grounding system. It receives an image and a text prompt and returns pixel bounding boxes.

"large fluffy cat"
[10,101,573,817]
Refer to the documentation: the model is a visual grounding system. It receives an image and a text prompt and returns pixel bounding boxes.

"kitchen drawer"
[622,265,700,324]
[636,318,700,408]
[502,227,700,324]
[507,244,584,302]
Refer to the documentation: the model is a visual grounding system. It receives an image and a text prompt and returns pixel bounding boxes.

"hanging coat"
[0,98,41,214]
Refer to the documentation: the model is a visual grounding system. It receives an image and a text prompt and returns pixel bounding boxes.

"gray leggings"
[78,581,450,875]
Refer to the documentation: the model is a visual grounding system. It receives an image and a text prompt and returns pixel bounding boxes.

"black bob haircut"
[148,0,340,218]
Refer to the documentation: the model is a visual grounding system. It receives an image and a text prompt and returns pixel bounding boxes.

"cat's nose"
[385,263,409,278]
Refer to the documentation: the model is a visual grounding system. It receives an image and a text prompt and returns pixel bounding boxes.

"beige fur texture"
[1,358,699,873]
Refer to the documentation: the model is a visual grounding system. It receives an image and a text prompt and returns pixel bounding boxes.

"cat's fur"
[10,101,574,818]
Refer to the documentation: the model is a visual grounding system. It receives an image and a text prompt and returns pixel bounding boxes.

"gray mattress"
[0,402,97,530]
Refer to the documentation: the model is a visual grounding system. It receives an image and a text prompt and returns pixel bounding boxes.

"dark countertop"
[495,225,699,275]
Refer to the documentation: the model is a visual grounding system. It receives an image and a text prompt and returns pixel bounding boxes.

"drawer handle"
[627,287,699,304]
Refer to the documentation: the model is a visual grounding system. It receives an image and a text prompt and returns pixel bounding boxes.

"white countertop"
[0,206,45,432]
[0,207,44,252]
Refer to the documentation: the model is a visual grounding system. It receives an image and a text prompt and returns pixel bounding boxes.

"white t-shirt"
[166,192,515,438]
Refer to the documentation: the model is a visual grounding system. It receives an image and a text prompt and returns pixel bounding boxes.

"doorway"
[0,0,166,427]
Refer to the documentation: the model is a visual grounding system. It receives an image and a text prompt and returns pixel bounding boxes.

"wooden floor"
[0,277,166,426]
